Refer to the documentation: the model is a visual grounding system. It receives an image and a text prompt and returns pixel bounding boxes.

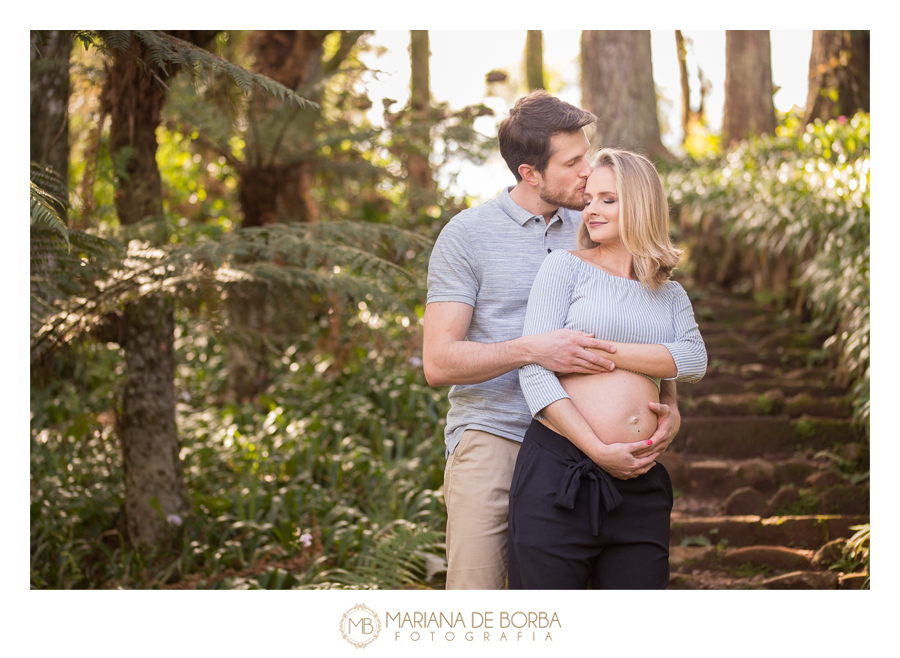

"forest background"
[19,9,887,656]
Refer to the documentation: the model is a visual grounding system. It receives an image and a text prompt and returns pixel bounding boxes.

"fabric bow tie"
[553,455,625,536]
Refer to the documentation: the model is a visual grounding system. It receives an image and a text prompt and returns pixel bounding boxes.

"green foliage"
[73,31,316,109]
[31,320,450,589]
[825,524,869,587]
[29,27,492,592]
[814,449,869,484]
[30,162,75,251]
[308,521,443,590]
[665,110,870,433]
[733,562,773,579]
[31,215,428,365]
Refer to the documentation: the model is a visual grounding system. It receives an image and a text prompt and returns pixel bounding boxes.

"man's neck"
[509,182,557,224]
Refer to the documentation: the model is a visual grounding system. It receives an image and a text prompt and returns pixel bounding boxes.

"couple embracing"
[423,91,707,590]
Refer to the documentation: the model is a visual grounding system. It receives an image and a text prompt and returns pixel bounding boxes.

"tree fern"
[31,219,429,363]
[30,183,70,247]
[305,520,443,590]
[73,31,318,110]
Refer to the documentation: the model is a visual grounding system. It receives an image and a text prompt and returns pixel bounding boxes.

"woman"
[508,148,707,589]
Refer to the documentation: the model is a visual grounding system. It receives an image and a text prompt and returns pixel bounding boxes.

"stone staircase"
[660,283,870,589]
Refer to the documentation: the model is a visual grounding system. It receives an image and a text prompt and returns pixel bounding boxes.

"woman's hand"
[590,440,660,479]
[631,399,681,459]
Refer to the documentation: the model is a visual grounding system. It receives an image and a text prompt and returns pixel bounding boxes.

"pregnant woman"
[508,148,707,589]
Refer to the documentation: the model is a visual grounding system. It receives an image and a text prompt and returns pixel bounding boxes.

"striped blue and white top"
[518,249,707,419]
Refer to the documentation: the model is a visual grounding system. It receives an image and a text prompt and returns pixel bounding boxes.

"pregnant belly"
[544,370,661,444]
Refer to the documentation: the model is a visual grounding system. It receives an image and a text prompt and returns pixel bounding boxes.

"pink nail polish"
[646,440,653,446]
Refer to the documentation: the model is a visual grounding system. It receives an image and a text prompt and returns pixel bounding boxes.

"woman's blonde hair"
[576,148,682,289]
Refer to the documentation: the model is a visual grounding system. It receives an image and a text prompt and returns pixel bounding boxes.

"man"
[423,91,680,590]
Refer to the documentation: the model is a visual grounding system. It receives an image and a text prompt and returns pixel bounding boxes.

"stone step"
[669,514,868,550]
[667,569,865,590]
[661,452,868,493]
[705,346,810,370]
[667,542,868,590]
[703,363,834,383]
[684,375,845,398]
[683,391,852,419]
[673,416,859,458]
[661,454,822,495]
[698,324,823,351]
[693,301,778,324]
[672,482,869,518]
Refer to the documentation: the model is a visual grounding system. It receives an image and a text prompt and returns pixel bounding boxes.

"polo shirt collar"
[497,186,565,226]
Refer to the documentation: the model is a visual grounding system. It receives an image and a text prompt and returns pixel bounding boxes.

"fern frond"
[308,521,442,590]
[31,219,426,361]
[31,30,50,56]
[96,30,133,54]
[142,31,317,109]
[30,162,69,202]
[30,182,69,249]
[73,30,317,110]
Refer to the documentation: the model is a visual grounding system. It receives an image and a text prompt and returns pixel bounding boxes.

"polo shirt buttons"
[547,248,552,253]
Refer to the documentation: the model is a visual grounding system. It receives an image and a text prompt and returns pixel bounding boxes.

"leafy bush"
[31,310,449,589]
[665,111,869,433]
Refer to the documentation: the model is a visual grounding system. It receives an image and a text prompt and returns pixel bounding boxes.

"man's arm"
[422,301,617,387]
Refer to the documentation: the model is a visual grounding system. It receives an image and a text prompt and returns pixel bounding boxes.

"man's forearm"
[423,335,537,386]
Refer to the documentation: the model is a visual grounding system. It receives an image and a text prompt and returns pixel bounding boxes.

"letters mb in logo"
[340,604,381,648]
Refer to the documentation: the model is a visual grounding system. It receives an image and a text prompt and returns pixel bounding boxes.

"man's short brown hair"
[497,90,597,182]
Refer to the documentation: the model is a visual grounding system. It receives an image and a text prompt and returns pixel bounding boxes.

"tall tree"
[30,31,71,216]
[406,30,433,196]
[803,30,870,126]
[722,30,776,143]
[240,30,329,227]
[226,30,368,399]
[525,30,545,91]
[581,30,669,160]
[675,31,691,146]
[99,30,217,549]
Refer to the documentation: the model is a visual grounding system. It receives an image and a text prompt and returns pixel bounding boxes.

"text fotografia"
[386,611,561,642]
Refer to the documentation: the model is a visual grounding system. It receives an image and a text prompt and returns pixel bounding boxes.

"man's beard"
[539,185,586,211]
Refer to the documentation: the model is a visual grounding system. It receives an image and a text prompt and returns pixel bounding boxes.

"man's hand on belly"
[631,400,680,459]
[526,329,617,375]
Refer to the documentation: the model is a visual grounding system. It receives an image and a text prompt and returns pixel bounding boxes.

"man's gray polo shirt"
[426,186,580,454]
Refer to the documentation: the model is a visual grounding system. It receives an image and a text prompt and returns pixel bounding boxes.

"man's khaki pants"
[443,429,521,589]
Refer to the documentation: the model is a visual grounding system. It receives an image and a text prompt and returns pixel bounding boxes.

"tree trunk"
[119,295,183,547]
[803,30,870,126]
[100,31,216,549]
[722,30,776,143]
[406,30,433,197]
[229,31,377,399]
[239,30,328,227]
[525,30,545,91]
[30,30,70,214]
[580,30,669,160]
[675,30,691,145]
[30,30,71,338]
